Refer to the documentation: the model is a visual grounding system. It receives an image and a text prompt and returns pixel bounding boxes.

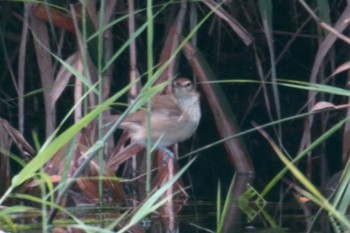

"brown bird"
[107,77,201,152]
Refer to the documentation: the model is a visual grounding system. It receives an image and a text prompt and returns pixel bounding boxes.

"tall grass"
[2,0,350,232]
[0,0,214,231]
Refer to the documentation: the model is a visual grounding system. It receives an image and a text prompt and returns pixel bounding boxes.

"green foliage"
[238,184,267,222]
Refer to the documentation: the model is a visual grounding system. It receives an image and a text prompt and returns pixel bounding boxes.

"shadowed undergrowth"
[1,1,350,232]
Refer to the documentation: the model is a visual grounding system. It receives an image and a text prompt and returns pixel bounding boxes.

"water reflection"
[222,174,255,233]
[2,173,335,233]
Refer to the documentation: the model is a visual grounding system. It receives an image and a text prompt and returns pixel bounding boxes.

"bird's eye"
[173,78,193,89]
[184,81,192,88]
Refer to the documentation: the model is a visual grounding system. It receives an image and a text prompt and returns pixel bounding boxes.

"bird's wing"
[103,111,145,129]
[151,95,182,118]
[122,94,181,122]
[103,94,182,131]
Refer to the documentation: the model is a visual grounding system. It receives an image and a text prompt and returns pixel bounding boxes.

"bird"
[106,77,201,154]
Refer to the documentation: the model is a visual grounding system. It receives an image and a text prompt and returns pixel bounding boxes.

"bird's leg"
[158,147,175,163]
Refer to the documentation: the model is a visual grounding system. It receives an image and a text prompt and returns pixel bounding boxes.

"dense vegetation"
[1,1,350,232]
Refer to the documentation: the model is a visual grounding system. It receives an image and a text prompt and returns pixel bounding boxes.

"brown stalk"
[51,52,81,107]
[156,0,187,89]
[107,144,145,171]
[128,0,141,96]
[119,0,142,177]
[298,1,350,45]
[32,3,76,33]
[70,3,98,112]
[0,119,39,196]
[152,0,188,208]
[201,0,253,46]
[28,3,56,137]
[42,122,125,209]
[296,3,350,162]
[75,165,125,203]
[0,120,14,195]
[0,119,35,158]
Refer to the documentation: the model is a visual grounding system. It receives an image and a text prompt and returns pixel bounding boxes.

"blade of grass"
[0,80,137,205]
[257,126,350,229]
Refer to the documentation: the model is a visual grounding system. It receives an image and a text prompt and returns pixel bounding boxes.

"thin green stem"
[97,0,106,205]
[146,0,154,194]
